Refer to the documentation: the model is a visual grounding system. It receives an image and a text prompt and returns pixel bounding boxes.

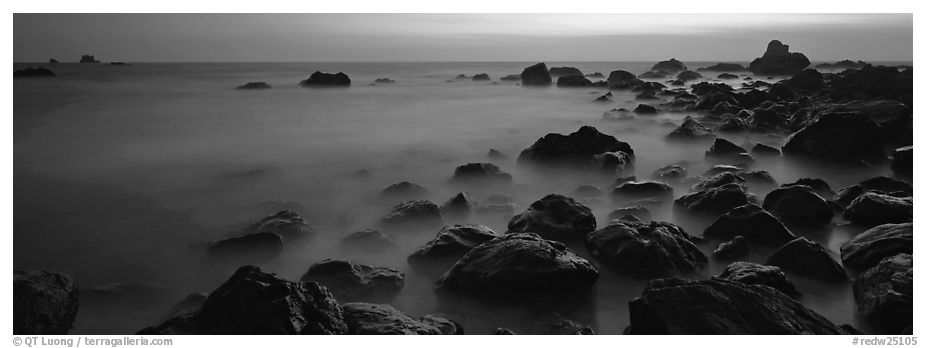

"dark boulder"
[691,82,734,96]
[676,70,703,81]
[612,181,674,201]
[891,146,912,175]
[714,262,798,296]
[500,74,521,81]
[767,237,847,281]
[691,172,745,192]
[633,103,658,114]
[843,192,912,226]
[853,254,912,334]
[762,186,833,226]
[472,73,490,81]
[299,71,351,86]
[840,222,912,273]
[549,67,583,77]
[13,270,79,335]
[243,210,316,241]
[705,138,748,159]
[748,40,811,75]
[572,184,604,198]
[520,63,552,86]
[717,73,738,79]
[435,233,598,299]
[556,75,592,87]
[698,63,748,72]
[651,58,687,72]
[667,116,714,140]
[374,78,396,84]
[380,200,443,229]
[450,163,512,184]
[206,232,283,263]
[300,259,404,303]
[786,69,823,90]
[517,126,634,169]
[674,183,750,217]
[782,112,887,163]
[590,151,633,173]
[585,72,604,78]
[585,219,707,277]
[607,70,643,89]
[782,178,834,198]
[593,92,612,102]
[716,117,748,133]
[507,194,596,242]
[235,82,271,90]
[751,143,781,156]
[339,229,396,253]
[607,206,652,221]
[408,224,498,274]
[858,176,913,194]
[713,236,749,260]
[651,164,687,182]
[821,65,912,102]
[440,192,476,218]
[487,149,506,160]
[703,204,796,247]
[14,67,56,78]
[694,91,738,110]
[376,182,429,205]
[626,278,845,334]
[80,54,100,63]
[341,303,462,335]
[639,70,667,78]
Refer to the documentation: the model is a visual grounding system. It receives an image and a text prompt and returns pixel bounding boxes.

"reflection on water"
[14,62,895,334]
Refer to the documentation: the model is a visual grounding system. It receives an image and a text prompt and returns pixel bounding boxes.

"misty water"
[14,61,896,334]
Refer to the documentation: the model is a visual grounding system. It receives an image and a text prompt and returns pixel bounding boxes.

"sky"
[13,13,913,62]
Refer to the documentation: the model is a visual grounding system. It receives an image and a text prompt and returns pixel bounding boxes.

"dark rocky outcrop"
[714,262,798,296]
[713,236,749,260]
[80,54,100,63]
[300,259,404,303]
[206,232,283,263]
[376,182,429,204]
[472,73,490,81]
[14,67,56,78]
[339,229,396,253]
[651,164,687,182]
[436,233,598,299]
[585,72,604,78]
[767,237,847,281]
[607,206,652,221]
[450,163,512,184]
[676,70,703,81]
[341,303,462,335]
[717,73,738,79]
[820,65,912,103]
[751,143,781,156]
[408,224,498,274]
[674,183,750,217]
[703,204,796,247]
[507,194,596,242]
[13,270,79,335]
[380,200,443,229]
[853,254,912,334]
[374,78,396,84]
[698,63,748,72]
[762,186,833,226]
[748,40,811,75]
[705,138,748,160]
[786,69,823,90]
[633,103,658,114]
[590,151,634,173]
[517,126,634,169]
[607,70,644,89]
[556,75,593,87]
[299,71,351,86]
[612,181,674,201]
[666,116,714,140]
[235,82,271,90]
[782,112,887,163]
[626,278,845,334]
[691,172,745,192]
[843,192,912,226]
[782,178,834,198]
[651,58,687,72]
[243,210,316,241]
[816,60,867,70]
[500,74,521,81]
[585,220,707,277]
[840,222,912,273]
[549,67,583,77]
[520,63,552,86]
[440,192,476,218]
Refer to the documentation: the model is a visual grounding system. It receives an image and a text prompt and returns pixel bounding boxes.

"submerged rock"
[341,303,462,335]
[853,254,912,334]
[843,192,912,226]
[627,278,845,334]
[549,66,583,77]
[14,67,56,78]
[376,181,429,204]
[529,312,596,335]
[585,219,707,278]
[782,178,834,198]
[450,163,512,184]
[633,103,658,114]
[243,210,316,241]
[206,232,283,263]
[714,262,799,296]
[299,71,351,86]
[762,186,833,227]
[517,126,634,169]
[235,82,271,90]
[380,200,443,229]
[408,224,498,274]
[667,116,714,140]
[339,229,397,253]
[300,259,404,303]
[13,270,79,335]
[607,206,652,221]
[440,192,476,218]
[786,69,823,90]
[500,74,521,81]
[612,181,674,202]
[651,164,687,182]
[676,70,703,81]
[436,233,598,299]
[767,237,847,281]
[698,63,748,72]
[520,63,552,86]
[751,143,781,156]
[691,172,745,192]
[704,138,748,160]
[472,73,490,81]
[590,151,634,173]
[748,40,811,75]
[607,70,643,89]
[674,183,750,217]
[507,194,596,242]
[703,204,796,247]
[840,222,912,273]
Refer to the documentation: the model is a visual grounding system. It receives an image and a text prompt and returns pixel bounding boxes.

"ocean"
[13,61,899,334]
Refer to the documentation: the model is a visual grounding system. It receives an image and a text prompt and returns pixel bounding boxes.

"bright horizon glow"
[13,13,913,62]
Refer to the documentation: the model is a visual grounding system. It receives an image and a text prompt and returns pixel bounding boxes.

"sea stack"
[748,40,810,75]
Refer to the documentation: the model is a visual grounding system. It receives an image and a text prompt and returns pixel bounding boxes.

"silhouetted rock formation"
[500,74,521,81]
[472,73,490,81]
[517,126,634,170]
[782,113,886,163]
[748,40,810,75]
[376,181,429,205]
[450,162,512,185]
[440,192,476,218]
[612,181,674,202]
[243,210,316,241]
[14,67,55,78]
[79,54,100,63]
[667,116,714,140]
[674,183,749,217]
[299,71,351,86]
[235,82,271,90]
[13,270,79,334]
[633,104,658,114]
[549,67,583,77]
[374,78,395,83]
[48,58,59,64]
[816,60,867,70]
[556,75,593,87]
[676,70,702,81]
[762,185,832,227]
[520,63,552,86]
[607,70,643,89]
[341,303,462,334]
[651,58,687,72]
[697,63,747,72]
[300,259,404,303]
[507,194,596,242]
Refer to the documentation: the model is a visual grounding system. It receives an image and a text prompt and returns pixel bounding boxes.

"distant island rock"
[548,67,583,77]
[472,73,491,81]
[500,74,521,81]
[697,63,747,72]
[299,71,351,87]
[374,78,395,84]
[14,67,56,78]
[520,63,552,86]
[748,40,810,75]
[48,58,59,64]
[235,82,272,90]
[816,60,868,70]
[79,55,100,63]
[651,58,687,72]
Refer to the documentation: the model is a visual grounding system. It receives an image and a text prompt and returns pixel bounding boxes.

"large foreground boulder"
[767,237,847,282]
[341,303,462,335]
[748,40,811,75]
[407,224,498,274]
[627,278,845,334]
[436,233,598,299]
[517,126,634,169]
[521,63,552,86]
[762,186,833,226]
[853,254,912,334]
[299,71,351,86]
[843,192,913,226]
[13,270,79,334]
[715,262,798,296]
[507,194,596,242]
[840,223,912,273]
[300,259,405,303]
[702,204,796,247]
[585,219,707,278]
[782,112,887,163]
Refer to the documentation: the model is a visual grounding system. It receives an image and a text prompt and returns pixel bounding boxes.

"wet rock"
[853,254,912,334]
[694,92,739,110]
[840,223,912,273]
[691,82,734,96]
[450,163,512,185]
[782,178,834,198]
[556,75,592,87]
[612,181,674,201]
[767,237,847,281]
[691,172,745,192]
[858,176,913,195]
[159,293,207,323]
[300,259,404,303]
[716,117,748,133]
[13,270,79,334]
[639,70,667,79]
[782,112,886,163]
[843,192,912,226]
[408,224,498,274]
[194,266,347,334]
[299,71,351,86]
[698,63,748,72]
[748,40,811,75]
[440,192,476,218]
[702,164,744,177]
[243,210,316,241]
[494,327,516,334]
[507,194,596,242]
[436,233,598,299]
[705,138,748,159]
[786,69,823,90]
[585,219,707,277]
[676,70,703,81]
[741,170,777,189]
[633,103,658,114]
[751,143,781,156]
[14,67,56,78]
[549,66,583,77]
[380,200,443,230]
[339,229,397,253]
[607,206,652,221]
[674,183,750,217]
[709,101,739,115]
[652,164,687,182]
[341,303,462,335]
[590,151,634,173]
[607,70,643,89]
[762,186,833,226]
[517,126,634,169]
[712,236,749,260]
[891,146,912,175]
[520,63,552,86]
[667,116,714,140]
[376,182,429,204]
[235,82,271,90]
[627,278,845,334]
[206,232,283,263]
[703,204,796,247]
[472,73,490,81]
[714,262,798,296]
